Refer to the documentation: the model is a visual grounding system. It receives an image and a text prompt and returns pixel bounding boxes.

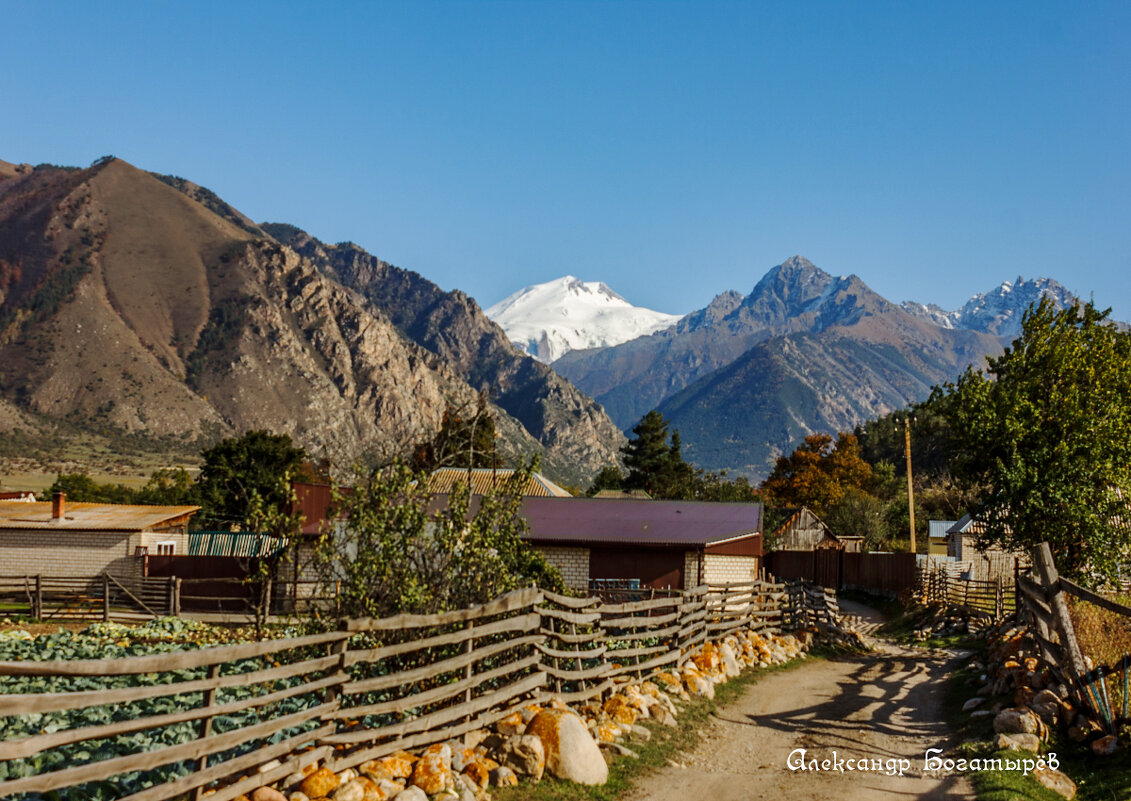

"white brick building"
[0,494,199,580]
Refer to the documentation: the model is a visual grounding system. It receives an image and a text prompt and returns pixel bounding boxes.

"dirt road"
[625,601,974,801]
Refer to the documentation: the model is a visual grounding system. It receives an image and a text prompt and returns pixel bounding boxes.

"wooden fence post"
[192,663,223,801]
[174,578,182,617]
[102,573,110,622]
[167,577,176,617]
[1033,543,1089,679]
[34,575,42,620]
[465,620,477,703]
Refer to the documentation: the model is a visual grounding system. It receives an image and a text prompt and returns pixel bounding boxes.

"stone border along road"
[625,599,974,801]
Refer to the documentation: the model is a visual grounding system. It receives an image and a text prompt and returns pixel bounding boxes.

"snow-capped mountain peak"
[485,276,684,363]
[902,276,1076,338]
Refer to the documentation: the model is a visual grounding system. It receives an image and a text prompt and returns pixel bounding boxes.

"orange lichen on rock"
[410,747,453,795]
[299,767,338,799]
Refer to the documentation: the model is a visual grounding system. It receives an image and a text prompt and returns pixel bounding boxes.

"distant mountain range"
[0,153,1091,488]
[495,257,1081,478]
[485,276,682,363]
[0,157,626,485]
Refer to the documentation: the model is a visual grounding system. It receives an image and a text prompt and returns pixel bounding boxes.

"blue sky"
[3,1,1129,318]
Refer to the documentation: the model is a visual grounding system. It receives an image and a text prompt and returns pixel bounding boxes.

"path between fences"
[626,600,975,801]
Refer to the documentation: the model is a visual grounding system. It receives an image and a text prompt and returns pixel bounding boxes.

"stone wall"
[534,545,590,591]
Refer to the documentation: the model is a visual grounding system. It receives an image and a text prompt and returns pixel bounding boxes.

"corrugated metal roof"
[929,519,957,539]
[0,501,199,531]
[518,497,761,547]
[948,514,984,535]
[428,468,572,498]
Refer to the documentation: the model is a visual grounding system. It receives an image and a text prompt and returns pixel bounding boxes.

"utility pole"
[903,416,916,554]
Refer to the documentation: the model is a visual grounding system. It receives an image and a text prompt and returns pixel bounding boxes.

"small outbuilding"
[519,497,762,592]
[947,514,1028,581]
[928,520,956,557]
[0,493,199,579]
[770,507,862,552]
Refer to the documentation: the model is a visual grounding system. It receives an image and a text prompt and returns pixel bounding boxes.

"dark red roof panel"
[519,497,761,547]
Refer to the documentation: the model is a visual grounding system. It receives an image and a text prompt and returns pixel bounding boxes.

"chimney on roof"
[52,492,65,522]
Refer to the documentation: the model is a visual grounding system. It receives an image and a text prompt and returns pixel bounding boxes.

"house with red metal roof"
[289,480,762,593]
[519,497,762,591]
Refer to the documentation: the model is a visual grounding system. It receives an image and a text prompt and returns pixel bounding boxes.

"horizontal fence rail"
[0,576,824,801]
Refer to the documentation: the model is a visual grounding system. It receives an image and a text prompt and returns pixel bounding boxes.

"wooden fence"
[1014,543,1131,736]
[781,580,839,630]
[915,564,1014,619]
[766,550,917,595]
[0,578,804,801]
[0,575,340,623]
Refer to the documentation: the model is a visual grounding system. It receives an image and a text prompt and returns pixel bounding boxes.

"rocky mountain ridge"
[0,157,625,485]
[900,276,1076,339]
[553,256,1066,477]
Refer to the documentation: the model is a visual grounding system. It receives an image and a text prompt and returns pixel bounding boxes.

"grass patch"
[944,641,1131,800]
[493,652,827,801]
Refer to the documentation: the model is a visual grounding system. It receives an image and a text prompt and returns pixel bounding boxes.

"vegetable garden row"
[0,578,788,801]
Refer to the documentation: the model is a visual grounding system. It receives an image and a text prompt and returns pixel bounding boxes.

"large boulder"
[718,643,741,677]
[391,788,427,801]
[409,744,454,795]
[524,708,609,785]
[251,788,287,801]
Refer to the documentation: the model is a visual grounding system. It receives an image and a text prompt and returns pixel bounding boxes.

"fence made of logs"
[1015,543,1131,736]
[781,580,839,630]
[915,564,1015,620]
[0,575,343,624]
[0,577,805,801]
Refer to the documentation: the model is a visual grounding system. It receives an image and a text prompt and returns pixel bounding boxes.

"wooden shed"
[770,507,862,552]
[519,497,762,592]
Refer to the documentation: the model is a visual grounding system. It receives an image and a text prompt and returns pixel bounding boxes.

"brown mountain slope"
[260,224,626,480]
[0,158,602,480]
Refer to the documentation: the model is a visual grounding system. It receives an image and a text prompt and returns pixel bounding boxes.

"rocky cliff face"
[261,225,626,482]
[0,159,623,484]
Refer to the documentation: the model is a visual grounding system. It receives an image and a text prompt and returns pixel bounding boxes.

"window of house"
[156,541,176,556]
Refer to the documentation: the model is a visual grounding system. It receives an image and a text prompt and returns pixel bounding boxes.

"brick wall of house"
[0,530,143,578]
[684,551,701,588]
[702,553,759,585]
[534,545,590,591]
